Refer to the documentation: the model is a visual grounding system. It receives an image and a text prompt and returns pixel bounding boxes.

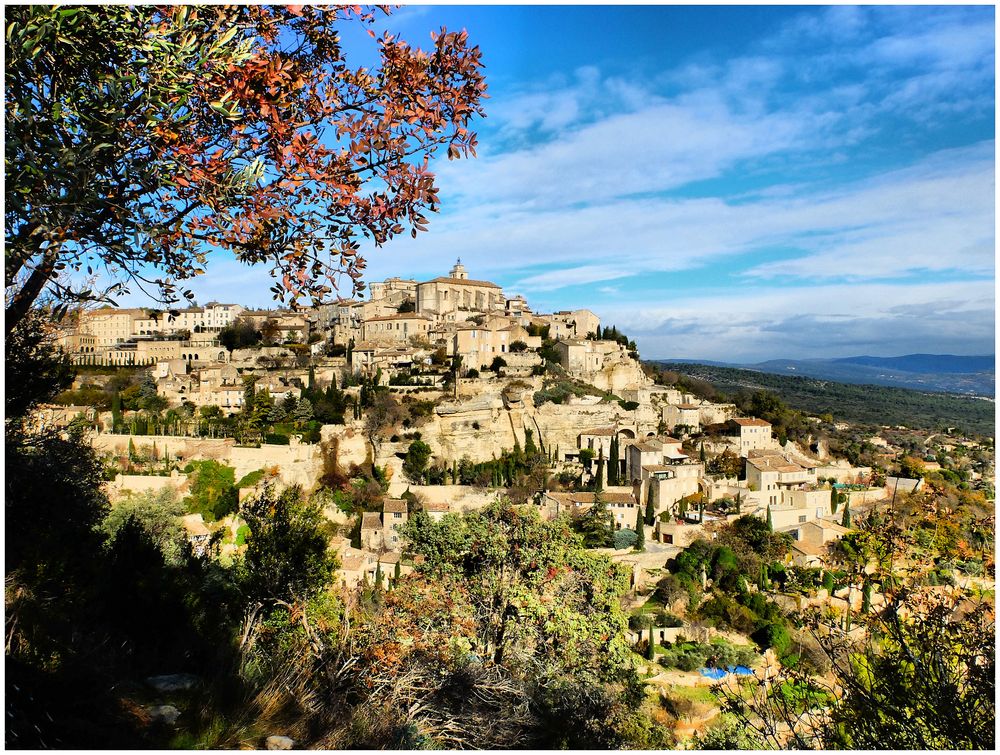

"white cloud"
[597,280,995,362]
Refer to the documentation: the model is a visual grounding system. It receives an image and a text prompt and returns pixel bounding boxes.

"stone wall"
[91,433,324,490]
[107,472,190,500]
[384,483,502,512]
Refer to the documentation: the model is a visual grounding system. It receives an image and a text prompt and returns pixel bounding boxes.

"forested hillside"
[652,362,995,437]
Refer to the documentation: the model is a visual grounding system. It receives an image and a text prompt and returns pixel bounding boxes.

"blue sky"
[126,5,995,362]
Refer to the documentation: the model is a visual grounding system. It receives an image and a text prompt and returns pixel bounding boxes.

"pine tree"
[267,402,285,423]
[842,501,852,528]
[294,396,314,423]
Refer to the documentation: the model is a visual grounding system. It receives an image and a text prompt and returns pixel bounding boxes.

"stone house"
[360,512,384,551]
[728,417,773,456]
[541,491,640,530]
[422,501,451,521]
[339,547,379,589]
[382,499,409,550]
[625,437,687,483]
[745,452,817,506]
[662,403,703,433]
[362,313,433,346]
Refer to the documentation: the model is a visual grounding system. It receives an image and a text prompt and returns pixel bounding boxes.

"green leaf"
[217,25,239,46]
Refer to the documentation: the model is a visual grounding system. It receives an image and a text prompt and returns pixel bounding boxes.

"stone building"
[415,260,505,318]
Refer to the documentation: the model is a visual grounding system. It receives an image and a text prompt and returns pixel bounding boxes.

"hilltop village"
[39,261,995,746]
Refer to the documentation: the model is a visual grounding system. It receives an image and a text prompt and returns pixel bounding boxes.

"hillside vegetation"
[651,362,995,437]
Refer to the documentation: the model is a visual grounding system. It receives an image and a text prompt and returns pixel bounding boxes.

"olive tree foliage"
[717,509,995,750]
[402,501,633,678]
[5,5,487,332]
[100,488,189,567]
[239,483,337,607]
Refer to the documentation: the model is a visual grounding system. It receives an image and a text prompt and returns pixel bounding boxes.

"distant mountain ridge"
[661,353,995,397]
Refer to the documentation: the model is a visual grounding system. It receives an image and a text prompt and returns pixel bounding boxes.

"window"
[799,515,807,523]
[393,512,402,518]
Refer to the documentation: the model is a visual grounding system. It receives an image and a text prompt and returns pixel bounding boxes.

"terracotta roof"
[803,519,850,534]
[642,464,673,473]
[791,540,826,557]
[747,455,803,474]
[424,501,450,513]
[675,403,702,410]
[378,551,402,565]
[422,276,501,289]
[383,499,408,514]
[341,555,366,571]
[580,427,616,437]
[733,417,771,427]
[361,512,383,529]
[633,441,663,453]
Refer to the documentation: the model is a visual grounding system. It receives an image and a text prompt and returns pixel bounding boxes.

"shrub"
[752,622,792,656]
[264,433,290,445]
[613,528,638,549]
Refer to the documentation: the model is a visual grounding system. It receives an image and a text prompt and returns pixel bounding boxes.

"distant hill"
[651,361,996,437]
[667,353,994,397]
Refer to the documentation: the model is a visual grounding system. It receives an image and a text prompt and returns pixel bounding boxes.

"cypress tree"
[594,455,604,492]
[766,504,773,531]
[308,366,316,391]
[608,435,619,486]
[645,484,656,525]
[634,506,645,552]
[861,579,872,614]
[842,501,852,528]
[647,624,655,661]
[699,442,706,462]
[698,500,704,523]
[111,391,122,430]
[735,491,742,514]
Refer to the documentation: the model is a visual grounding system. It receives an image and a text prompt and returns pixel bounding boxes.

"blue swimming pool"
[699,665,754,678]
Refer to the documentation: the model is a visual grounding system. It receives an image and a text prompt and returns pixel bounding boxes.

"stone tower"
[449,258,469,280]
